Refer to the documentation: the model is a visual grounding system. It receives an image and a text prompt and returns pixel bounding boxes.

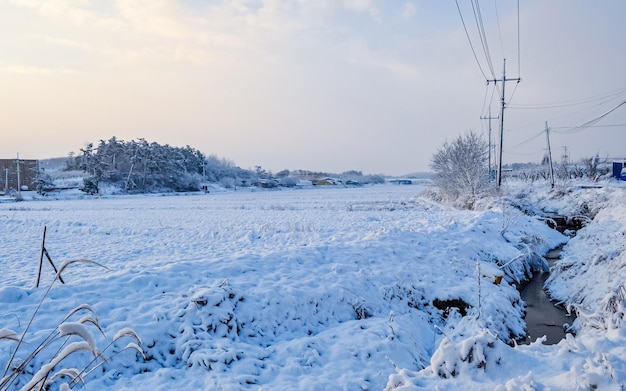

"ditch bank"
[516,215,585,345]
[517,245,576,345]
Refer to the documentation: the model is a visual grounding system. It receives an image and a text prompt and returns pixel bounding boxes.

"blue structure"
[613,162,626,180]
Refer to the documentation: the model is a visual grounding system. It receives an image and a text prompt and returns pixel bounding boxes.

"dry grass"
[1,259,144,390]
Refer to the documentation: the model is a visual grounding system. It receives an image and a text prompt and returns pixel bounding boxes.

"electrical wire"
[510,129,545,149]
[551,124,626,129]
[471,0,496,79]
[509,88,626,109]
[482,83,499,118]
[494,0,505,58]
[481,83,490,115]
[455,0,488,81]
[507,100,626,155]
[552,99,626,134]
[507,79,521,105]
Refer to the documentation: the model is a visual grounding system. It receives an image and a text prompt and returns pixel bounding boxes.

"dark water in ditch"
[517,247,576,345]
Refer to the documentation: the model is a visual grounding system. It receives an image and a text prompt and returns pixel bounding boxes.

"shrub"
[430,131,488,208]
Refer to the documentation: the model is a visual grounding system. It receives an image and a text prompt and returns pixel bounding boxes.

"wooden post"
[35,226,65,287]
[36,226,46,288]
[44,248,64,284]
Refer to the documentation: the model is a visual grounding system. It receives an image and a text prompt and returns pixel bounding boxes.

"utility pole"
[15,153,22,200]
[481,107,499,181]
[3,168,8,194]
[488,59,521,188]
[545,122,555,188]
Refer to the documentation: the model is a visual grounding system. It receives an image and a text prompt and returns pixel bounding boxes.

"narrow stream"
[517,246,576,345]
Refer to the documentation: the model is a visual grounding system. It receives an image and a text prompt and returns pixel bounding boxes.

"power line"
[455,0,488,80]
[509,92,626,138]
[481,81,499,117]
[509,88,626,110]
[493,0,505,57]
[552,99,626,134]
[507,107,626,155]
[508,78,521,104]
[551,123,626,129]
[471,0,496,79]
[508,122,626,152]
[492,0,520,78]
[510,129,545,149]
[455,1,522,90]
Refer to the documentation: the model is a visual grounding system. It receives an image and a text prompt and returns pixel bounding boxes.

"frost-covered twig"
[497,253,524,270]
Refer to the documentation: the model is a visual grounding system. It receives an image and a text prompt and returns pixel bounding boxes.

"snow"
[0,181,624,390]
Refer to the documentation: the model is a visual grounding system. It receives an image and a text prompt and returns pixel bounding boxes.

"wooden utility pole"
[15,153,21,200]
[545,122,555,188]
[488,59,521,188]
[481,107,499,181]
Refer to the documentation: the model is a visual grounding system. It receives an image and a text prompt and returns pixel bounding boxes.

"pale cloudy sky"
[1,0,625,175]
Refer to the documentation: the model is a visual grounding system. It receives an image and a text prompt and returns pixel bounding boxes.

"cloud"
[8,1,404,72]
[0,64,51,75]
[400,2,416,19]
[342,0,381,20]
[0,63,79,76]
[33,34,92,51]
[116,0,202,39]
[10,0,125,29]
[346,51,420,79]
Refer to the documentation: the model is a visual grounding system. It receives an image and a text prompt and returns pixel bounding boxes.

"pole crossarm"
[487,77,522,84]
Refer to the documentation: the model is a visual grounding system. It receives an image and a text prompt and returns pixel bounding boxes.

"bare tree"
[430,131,489,208]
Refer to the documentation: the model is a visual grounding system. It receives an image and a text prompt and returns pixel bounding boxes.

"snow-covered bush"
[430,330,504,378]
[385,330,510,390]
[219,176,236,189]
[430,131,489,209]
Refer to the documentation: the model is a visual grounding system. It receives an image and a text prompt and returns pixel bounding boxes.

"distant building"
[613,161,626,180]
[296,180,313,187]
[0,158,39,192]
[389,179,413,185]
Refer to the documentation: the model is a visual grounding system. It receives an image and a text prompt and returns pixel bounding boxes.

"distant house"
[389,179,412,185]
[296,180,313,187]
[254,178,278,188]
[314,177,341,186]
[314,179,335,186]
[0,158,39,193]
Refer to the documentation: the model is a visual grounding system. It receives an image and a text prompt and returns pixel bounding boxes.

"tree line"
[66,137,252,194]
[65,137,385,194]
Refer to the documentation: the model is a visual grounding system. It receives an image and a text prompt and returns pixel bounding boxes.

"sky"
[1,0,625,176]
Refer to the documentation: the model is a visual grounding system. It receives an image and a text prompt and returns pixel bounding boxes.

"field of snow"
[0,182,625,390]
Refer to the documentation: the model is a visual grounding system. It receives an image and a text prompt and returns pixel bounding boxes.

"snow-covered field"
[0,182,625,390]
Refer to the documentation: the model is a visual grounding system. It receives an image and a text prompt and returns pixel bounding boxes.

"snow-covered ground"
[0,182,624,390]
